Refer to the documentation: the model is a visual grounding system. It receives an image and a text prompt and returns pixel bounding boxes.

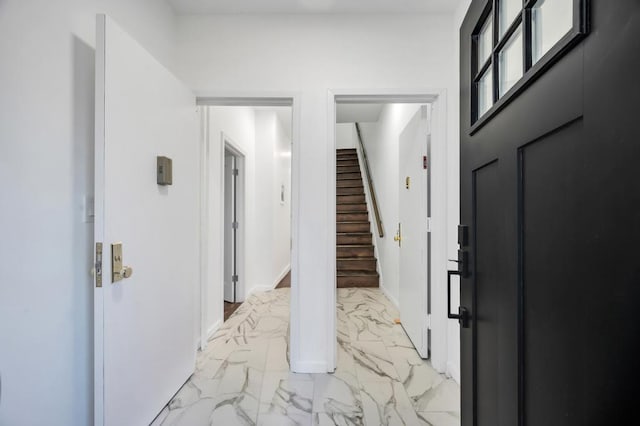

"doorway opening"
[198,100,296,343]
[329,90,460,419]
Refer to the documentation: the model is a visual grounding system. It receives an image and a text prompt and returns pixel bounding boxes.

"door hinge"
[232,168,239,176]
[426,314,432,330]
[95,242,103,288]
[426,217,432,232]
[231,274,239,283]
[232,221,239,229]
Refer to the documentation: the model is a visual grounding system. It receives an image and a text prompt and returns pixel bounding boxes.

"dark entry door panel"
[473,160,517,425]
[459,1,640,425]
[521,118,586,426]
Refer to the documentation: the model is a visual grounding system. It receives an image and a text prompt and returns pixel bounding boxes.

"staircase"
[336,148,379,288]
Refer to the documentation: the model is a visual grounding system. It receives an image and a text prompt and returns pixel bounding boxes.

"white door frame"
[222,135,246,305]
[196,93,301,366]
[328,88,450,373]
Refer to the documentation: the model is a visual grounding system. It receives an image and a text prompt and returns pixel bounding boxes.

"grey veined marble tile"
[416,410,461,426]
[359,380,420,426]
[351,341,399,383]
[160,398,218,426]
[412,379,460,413]
[258,372,314,425]
[207,392,260,426]
[160,287,460,426]
[313,374,363,419]
[265,335,291,372]
[313,411,365,426]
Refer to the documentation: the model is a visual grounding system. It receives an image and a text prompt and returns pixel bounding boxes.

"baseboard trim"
[290,360,328,373]
[199,319,222,349]
[245,265,291,299]
[379,284,399,310]
[246,285,274,297]
[273,264,291,288]
[447,360,460,385]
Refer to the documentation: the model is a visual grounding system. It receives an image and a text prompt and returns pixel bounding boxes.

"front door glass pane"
[532,0,574,64]
[478,66,494,117]
[478,15,493,68]
[498,24,523,97]
[499,0,522,36]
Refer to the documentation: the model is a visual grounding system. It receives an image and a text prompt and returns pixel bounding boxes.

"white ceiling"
[168,0,460,15]
[336,104,384,123]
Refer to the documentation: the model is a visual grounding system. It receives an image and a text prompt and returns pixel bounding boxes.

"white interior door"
[223,151,236,302]
[398,106,430,358]
[94,15,199,426]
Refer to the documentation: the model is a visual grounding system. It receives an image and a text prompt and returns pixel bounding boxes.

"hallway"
[155,287,459,425]
[224,272,292,321]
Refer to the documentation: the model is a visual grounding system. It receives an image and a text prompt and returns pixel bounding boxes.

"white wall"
[175,13,457,372]
[0,1,176,424]
[252,110,292,290]
[358,104,422,306]
[205,107,291,334]
[336,123,358,149]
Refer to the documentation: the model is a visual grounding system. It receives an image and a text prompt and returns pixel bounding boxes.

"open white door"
[94,15,199,426]
[398,106,430,358]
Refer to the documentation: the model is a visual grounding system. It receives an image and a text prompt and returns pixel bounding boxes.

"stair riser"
[337,186,365,195]
[337,172,361,180]
[337,234,372,245]
[337,194,365,204]
[337,166,360,174]
[337,179,363,188]
[337,275,379,288]
[337,213,368,222]
[337,246,375,258]
[336,157,359,163]
[337,149,357,154]
[337,203,367,212]
[337,259,377,271]
[337,223,370,233]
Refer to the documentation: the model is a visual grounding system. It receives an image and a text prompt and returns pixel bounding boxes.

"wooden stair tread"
[337,270,379,276]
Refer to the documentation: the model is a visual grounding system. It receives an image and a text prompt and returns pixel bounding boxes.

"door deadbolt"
[111,242,133,283]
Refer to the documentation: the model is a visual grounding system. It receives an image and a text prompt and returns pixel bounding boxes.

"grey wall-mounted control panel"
[157,156,172,185]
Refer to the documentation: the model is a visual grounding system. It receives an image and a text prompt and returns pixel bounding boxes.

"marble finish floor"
[153,288,460,426]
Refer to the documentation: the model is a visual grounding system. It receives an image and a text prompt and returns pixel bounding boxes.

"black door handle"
[447,270,470,328]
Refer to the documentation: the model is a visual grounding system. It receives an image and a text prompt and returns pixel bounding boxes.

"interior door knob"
[394,223,402,247]
[122,266,133,279]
